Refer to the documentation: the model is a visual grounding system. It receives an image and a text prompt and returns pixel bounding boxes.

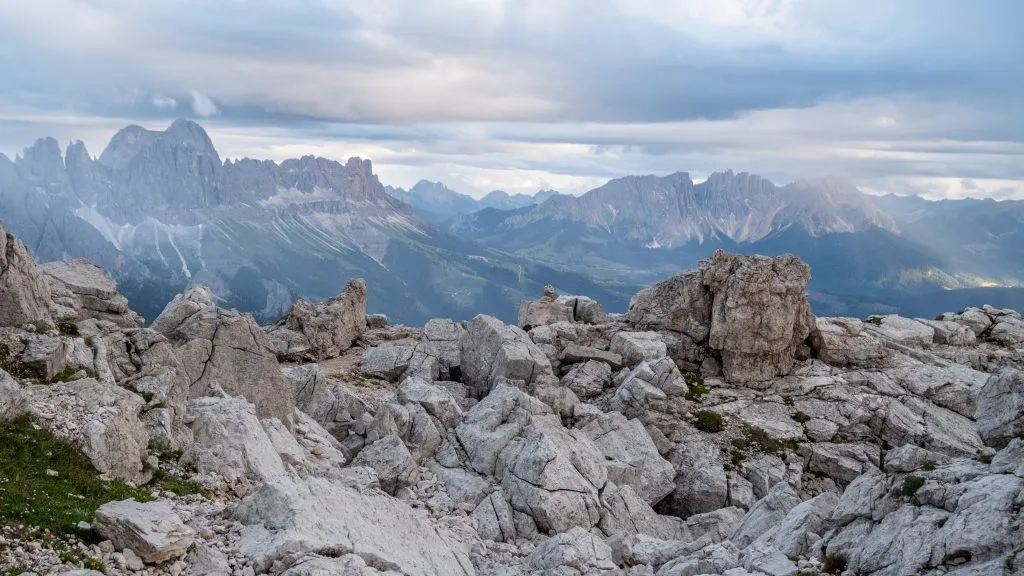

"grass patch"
[741,424,798,455]
[792,411,811,424]
[822,554,848,574]
[684,379,710,403]
[922,460,937,471]
[0,416,152,533]
[152,470,209,498]
[694,410,724,433]
[901,475,926,498]
[57,319,79,337]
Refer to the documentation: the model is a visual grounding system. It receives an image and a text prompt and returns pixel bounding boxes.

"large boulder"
[0,220,54,329]
[459,315,553,398]
[528,527,618,574]
[41,259,143,328]
[182,395,286,487]
[234,475,474,575]
[863,315,935,348]
[26,378,151,484]
[0,368,27,421]
[93,499,195,564]
[976,368,1024,448]
[424,318,465,380]
[153,286,295,424]
[580,412,675,505]
[498,415,608,534]
[265,279,366,361]
[456,384,551,476]
[518,296,573,330]
[284,363,371,444]
[809,317,893,368]
[350,434,419,495]
[628,251,814,384]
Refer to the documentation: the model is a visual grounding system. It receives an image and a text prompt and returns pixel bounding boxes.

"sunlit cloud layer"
[0,0,1021,199]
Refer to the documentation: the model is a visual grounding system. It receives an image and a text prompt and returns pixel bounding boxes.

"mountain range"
[0,120,627,325]
[385,180,560,224]
[2,119,1022,323]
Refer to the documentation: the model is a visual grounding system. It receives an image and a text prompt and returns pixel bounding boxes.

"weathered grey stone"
[27,378,151,484]
[93,499,195,564]
[0,368,27,421]
[519,297,573,330]
[20,333,67,381]
[360,342,415,381]
[883,444,950,473]
[557,295,607,324]
[660,438,728,517]
[473,489,517,542]
[628,268,712,341]
[809,317,893,368]
[920,318,977,346]
[581,412,675,505]
[528,527,617,574]
[598,483,687,540]
[182,395,286,487]
[989,315,1024,348]
[184,544,231,576]
[610,332,668,367]
[455,384,551,476]
[561,360,613,398]
[41,259,143,328]
[350,435,419,495]
[498,415,607,534]
[976,368,1024,448]
[397,376,464,428]
[745,491,838,558]
[944,307,993,336]
[269,279,366,361]
[235,476,473,575]
[864,315,935,348]
[730,482,801,549]
[0,220,54,329]
[424,318,465,380]
[366,313,389,329]
[560,343,623,370]
[460,315,553,398]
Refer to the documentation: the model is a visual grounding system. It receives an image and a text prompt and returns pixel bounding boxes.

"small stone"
[45,469,59,477]
[123,547,145,570]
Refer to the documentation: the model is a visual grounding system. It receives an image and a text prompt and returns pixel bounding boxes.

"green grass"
[694,410,725,433]
[922,460,937,471]
[0,344,32,381]
[684,374,710,402]
[901,475,926,498]
[152,470,209,498]
[0,416,152,533]
[741,423,798,455]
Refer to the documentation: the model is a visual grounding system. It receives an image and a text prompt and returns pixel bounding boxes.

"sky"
[1,0,1022,199]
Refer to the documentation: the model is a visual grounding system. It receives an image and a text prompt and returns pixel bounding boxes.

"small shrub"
[731,437,748,450]
[83,558,107,573]
[684,377,710,402]
[57,319,79,337]
[1006,555,1016,572]
[934,314,945,321]
[922,460,937,471]
[822,553,849,574]
[864,316,883,326]
[980,453,994,464]
[901,475,926,498]
[50,365,82,384]
[792,411,811,424]
[152,470,209,498]
[0,343,32,380]
[84,336,94,348]
[694,410,724,433]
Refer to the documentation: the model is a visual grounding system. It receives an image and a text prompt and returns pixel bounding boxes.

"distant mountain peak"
[98,119,219,169]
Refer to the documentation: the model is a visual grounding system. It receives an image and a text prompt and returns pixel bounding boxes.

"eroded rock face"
[976,368,1024,448]
[266,279,367,362]
[809,317,893,368]
[460,315,553,398]
[234,476,474,575]
[627,251,814,384]
[41,259,143,328]
[0,220,54,329]
[153,286,295,424]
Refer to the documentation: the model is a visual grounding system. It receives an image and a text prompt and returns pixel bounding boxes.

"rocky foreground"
[0,219,1023,576]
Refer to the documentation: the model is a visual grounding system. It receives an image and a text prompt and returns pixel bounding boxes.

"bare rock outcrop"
[460,314,553,398]
[41,259,144,328]
[265,279,366,362]
[0,219,54,329]
[628,251,814,384]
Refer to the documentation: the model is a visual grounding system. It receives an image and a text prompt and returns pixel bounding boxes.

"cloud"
[0,0,1021,199]
[189,90,218,117]
[151,95,177,111]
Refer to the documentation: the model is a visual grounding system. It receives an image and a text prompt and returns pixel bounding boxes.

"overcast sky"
[1,0,1022,199]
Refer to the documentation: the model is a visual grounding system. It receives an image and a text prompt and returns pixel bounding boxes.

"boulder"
[610,332,667,367]
[41,259,143,328]
[397,376,464,428]
[472,489,518,542]
[153,286,295,424]
[182,395,286,487]
[350,435,419,495]
[990,315,1024,348]
[424,318,465,380]
[809,317,893,368]
[456,385,551,476]
[0,368,27,421]
[92,499,195,564]
[598,483,687,540]
[863,315,935,348]
[528,527,618,574]
[659,438,728,517]
[580,412,675,505]
[459,315,553,398]
[944,307,994,336]
[919,318,977,346]
[730,482,802,549]
[976,368,1024,448]
[0,220,54,329]
[560,343,623,370]
[267,279,366,361]
[366,313,389,329]
[498,415,608,534]
[560,360,612,398]
[360,342,416,381]
[19,333,67,381]
[557,295,607,324]
[26,378,151,484]
[744,491,838,558]
[628,269,712,341]
[234,475,474,575]
[185,544,231,576]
